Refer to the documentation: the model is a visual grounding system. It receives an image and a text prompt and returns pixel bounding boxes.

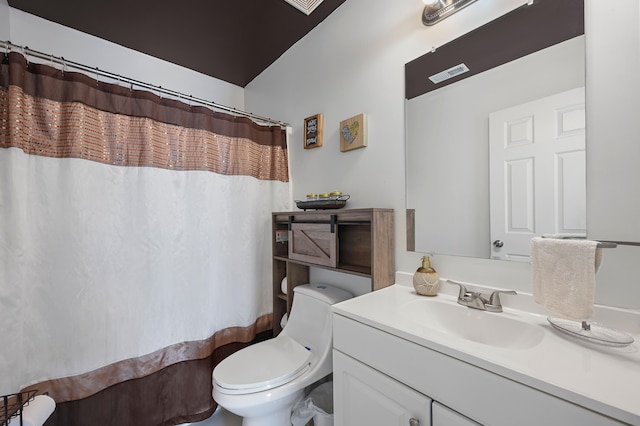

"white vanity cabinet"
[334,349,480,426]
[332,311,626,426]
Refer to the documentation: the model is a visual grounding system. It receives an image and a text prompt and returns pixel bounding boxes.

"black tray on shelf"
[295,195,349,210]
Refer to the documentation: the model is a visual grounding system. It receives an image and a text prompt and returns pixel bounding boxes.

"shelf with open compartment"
[271,208,394,335]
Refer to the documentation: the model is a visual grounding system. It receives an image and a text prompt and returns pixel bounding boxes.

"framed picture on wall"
[304,114,323,149]
[340,113,367,152]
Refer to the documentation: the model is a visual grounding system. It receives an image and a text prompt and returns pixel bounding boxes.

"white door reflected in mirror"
[489,87,586,261]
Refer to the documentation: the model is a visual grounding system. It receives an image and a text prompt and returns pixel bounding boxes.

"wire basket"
[1,390,38,426]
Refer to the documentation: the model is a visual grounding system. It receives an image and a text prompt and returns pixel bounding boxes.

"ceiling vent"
[284,0,324,15]
[429,63,470,84]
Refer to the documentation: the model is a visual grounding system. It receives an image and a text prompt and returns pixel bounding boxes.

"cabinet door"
[288,222,337,267]
[334,350,431,426]
[432,402,481,426]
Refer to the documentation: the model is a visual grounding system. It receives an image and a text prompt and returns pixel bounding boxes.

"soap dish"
[547,317,635,347]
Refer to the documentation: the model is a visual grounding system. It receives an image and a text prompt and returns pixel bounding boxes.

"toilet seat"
[214,335,311,395]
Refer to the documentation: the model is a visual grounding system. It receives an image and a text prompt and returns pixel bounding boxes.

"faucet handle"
[446,280,469,299]
[486,290,517,312]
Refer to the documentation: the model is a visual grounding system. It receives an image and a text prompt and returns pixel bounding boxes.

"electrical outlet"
[275,229,289,243]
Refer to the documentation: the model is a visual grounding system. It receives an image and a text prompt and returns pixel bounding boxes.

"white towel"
[531,237,603,321]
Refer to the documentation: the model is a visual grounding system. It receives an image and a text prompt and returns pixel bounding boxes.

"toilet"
[212,283,352,426]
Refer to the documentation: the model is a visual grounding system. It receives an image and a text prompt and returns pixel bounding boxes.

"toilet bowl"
[212,283,352,426]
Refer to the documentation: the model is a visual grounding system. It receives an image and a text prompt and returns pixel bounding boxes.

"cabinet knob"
[493,239,504,248]
[409,418,420,426]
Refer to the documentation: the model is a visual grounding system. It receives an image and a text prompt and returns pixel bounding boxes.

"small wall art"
[304,114,323,149]
[340,113,367,152]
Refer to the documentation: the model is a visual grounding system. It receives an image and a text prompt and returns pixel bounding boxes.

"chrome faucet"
[447,280,516,313]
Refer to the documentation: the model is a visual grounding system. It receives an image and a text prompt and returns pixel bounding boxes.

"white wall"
[0,0,10,40]
[246,0,640,309]
[7,7,244,110]
[586,1,640,243]
[245,0,530,297]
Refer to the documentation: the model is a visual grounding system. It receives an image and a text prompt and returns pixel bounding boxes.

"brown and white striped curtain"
[0,51,290,425]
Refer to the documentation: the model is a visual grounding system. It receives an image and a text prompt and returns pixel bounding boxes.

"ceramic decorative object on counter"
[412,256,440,296]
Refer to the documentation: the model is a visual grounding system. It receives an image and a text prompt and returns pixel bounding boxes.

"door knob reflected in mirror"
[493,240,504,248]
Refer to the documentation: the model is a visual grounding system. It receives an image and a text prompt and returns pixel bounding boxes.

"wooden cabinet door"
[288,222,337,267]
[334,350,431,426]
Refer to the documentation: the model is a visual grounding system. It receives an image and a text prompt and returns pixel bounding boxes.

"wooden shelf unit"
[272,208,394,335]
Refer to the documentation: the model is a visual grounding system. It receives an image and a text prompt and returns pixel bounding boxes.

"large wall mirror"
[406,0,585,261]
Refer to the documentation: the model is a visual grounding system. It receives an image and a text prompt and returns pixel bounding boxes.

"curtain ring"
[21,45,28,64]
[2,43,8,63]
[49,54,60,75]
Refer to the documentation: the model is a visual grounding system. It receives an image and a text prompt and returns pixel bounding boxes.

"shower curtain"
[0,51,290,425]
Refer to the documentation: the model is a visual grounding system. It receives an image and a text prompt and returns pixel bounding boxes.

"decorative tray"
[547,317,635,347]
[295,195,350,210]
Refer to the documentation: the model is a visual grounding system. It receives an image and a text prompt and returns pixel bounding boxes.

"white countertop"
[331,275,640,425]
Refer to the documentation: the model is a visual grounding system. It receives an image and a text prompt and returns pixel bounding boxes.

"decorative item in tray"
[296,194,350,210]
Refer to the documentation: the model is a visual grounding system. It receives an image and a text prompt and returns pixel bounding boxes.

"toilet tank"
[281,283,352,356]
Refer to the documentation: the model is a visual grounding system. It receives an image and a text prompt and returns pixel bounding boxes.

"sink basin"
[402,299,544,350]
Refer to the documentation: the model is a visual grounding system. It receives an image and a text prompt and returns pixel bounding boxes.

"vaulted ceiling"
[7,0,347,87]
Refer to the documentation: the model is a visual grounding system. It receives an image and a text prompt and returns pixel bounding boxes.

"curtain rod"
[0,40,289,128]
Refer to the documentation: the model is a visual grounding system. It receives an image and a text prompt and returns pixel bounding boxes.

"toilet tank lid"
[293,283,353,304]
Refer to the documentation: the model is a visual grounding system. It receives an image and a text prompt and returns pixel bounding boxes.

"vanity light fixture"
[422,0,479,26]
